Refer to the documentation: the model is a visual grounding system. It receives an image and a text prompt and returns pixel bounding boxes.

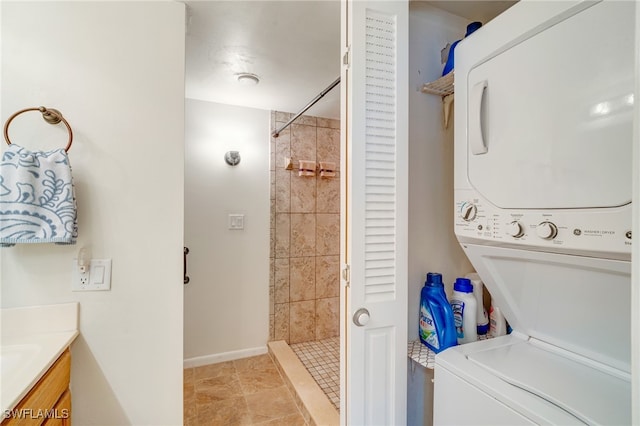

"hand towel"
[0,144,77,246]
[298,160,316,177]
[319,161,336,178]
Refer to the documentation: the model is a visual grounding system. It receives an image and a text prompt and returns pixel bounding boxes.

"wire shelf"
[421,72,454,96]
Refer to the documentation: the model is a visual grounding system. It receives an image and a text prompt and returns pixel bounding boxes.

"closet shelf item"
[421,72,454,96]
[3,106,73,152]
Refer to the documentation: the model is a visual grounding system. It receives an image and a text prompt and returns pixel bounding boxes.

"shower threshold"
[268,340,339,425]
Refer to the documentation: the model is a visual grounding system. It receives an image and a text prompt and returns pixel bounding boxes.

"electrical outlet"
[72,259,112,291]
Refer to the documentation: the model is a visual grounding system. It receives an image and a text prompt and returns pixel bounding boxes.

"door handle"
[470,80,488,155]
[183,247,190,285]
[353,308,370,327]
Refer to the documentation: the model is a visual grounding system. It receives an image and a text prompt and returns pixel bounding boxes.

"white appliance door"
[341,0,409,424]
[466,0,635,209]
[461,243,631,373]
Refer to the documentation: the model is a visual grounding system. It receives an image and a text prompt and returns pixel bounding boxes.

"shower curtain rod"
[272,76,340,138]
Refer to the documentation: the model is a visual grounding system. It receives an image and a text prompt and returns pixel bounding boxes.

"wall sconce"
[224,151,241,166]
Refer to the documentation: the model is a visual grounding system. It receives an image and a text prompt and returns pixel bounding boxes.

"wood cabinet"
[2,350,71,426]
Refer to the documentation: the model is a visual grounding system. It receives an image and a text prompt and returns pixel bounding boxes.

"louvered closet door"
[340,1,408,424]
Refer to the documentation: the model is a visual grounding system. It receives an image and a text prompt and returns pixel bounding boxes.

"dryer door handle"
[470,80,488,155]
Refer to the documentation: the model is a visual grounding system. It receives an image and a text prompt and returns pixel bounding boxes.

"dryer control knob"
[461,203,478,222]
[507,221,524,238]
[536,221,558,240]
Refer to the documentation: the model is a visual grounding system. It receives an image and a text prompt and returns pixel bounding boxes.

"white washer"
[435,0,634,424]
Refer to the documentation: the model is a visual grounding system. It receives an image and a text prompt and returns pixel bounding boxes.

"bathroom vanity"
[1,303,79,425]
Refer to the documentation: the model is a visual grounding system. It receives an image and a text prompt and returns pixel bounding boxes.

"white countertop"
[1,303,79,414]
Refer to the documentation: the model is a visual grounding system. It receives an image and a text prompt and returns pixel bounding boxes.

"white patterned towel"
[0,144,77,246]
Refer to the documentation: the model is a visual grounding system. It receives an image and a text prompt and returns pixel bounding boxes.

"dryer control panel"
[454,190,632,260]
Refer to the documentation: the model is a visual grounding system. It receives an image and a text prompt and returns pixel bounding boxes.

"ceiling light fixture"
[236,73,260,85]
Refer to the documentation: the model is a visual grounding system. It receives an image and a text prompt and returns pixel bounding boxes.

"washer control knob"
[506,221,524,238]
[461,203,478,222]
[536,221,558,240]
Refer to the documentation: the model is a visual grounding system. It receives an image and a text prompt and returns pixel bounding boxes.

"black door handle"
[184,247,190,285]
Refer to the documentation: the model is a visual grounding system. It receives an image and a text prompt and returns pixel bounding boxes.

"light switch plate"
[72,259,112,291]
[228,214,245,230]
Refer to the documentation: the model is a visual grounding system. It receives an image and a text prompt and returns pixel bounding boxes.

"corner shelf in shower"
[421,72,455,128]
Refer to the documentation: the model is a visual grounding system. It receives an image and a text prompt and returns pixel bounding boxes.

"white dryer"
[435,0,634,424]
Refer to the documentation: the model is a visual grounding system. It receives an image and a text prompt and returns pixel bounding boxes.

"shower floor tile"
[290,337,340,411]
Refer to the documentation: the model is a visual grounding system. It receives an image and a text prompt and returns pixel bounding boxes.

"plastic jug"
[451,277,478,344]
[466,273,489,335]
[419,272,457,353]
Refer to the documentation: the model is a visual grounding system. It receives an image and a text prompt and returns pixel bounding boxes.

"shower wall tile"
[270,231,275,259]
[275,169,290,213]
[316,256,340,299]
[274,258,290,304]
[269,258,275,288]
[275,128,291,164]
[270,172,276,201]
[275,111,293,123]
[295,115,317,127]
[317,172,340,214]
[291,124,316,163]
[270,199,276,229]
[317,127,340,171]
[274,303,290,343]
[317,117,340,129]
[316,297,339,340]
[316,214,340,256]
[275,214,290,258]
[270,140,276,171]
[290,256,315,302]
[291,174,316,213]
[290,300,315,344]
[290,213,316,257]
[270,111,340,344]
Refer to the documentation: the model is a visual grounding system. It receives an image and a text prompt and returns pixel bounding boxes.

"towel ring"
[3,106,73,152]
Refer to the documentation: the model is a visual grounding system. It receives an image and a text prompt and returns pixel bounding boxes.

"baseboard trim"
[183,346,268,368]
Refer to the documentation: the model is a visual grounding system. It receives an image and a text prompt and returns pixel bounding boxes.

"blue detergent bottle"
[419,272,458,353]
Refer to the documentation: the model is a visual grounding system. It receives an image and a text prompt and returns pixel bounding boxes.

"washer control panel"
[455,191,631,257]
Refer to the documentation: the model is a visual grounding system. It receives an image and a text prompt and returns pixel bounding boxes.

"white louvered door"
[340,1,408,424]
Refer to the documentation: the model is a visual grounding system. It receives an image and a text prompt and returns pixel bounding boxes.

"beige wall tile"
[290,256,316,302]
[269,284,274,315]
[316,255,340,299]
[317,171,340,214]
[291,213,316,257]
[317,117,340,129]
[274,258,290,304]
[317,127,340,170]
[269,314,274,341]
[290,300,316,343]
[270,140,276,171]
[275,127,291,162]
[316,213,340,256]
[291,174,316,213]
[270,198,276,229]
[275,111,293,123]
[295,114,317,127]
[316,297,339,340]
[291,124,316,163]
[270,231,275,259]
[274,303,290,343]
[275,169,291,213]
[270,171,276,201]
[275,213,290,258]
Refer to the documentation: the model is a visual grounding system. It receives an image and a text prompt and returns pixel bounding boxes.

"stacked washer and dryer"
[434,0,634,424]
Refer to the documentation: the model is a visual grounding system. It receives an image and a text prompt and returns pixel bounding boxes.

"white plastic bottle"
[450,278,478,344]
[489,297,507,337]
[466,272,489,336]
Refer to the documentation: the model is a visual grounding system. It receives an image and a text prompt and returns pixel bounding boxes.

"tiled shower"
[269,111,341,343]
[269,111,341,410]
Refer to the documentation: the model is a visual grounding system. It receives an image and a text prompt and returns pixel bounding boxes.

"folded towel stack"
[319,161,336,178]
[298,160,316,177]
[0,144,77,246]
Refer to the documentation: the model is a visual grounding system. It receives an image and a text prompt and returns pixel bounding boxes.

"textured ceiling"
[184,1,516,120]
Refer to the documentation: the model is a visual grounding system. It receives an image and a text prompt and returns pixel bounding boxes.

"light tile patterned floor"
[290,337,340,411]
[184,354,307,425]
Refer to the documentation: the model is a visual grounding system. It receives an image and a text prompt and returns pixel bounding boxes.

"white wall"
[407,3,474,339]
[183,99,270,362]
[1,3,185,425]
